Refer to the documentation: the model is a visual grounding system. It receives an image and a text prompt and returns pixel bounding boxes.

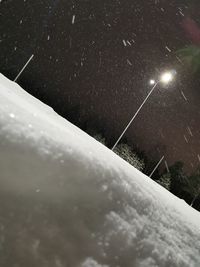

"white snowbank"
[0,73,200,267]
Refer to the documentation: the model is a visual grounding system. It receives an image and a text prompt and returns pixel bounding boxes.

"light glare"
[160,72,173,84]
[150,79,155,85]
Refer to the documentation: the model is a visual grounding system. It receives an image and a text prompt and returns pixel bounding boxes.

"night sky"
[1,0,200,172]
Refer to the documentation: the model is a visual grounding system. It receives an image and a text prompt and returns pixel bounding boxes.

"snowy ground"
[0,73,200,267]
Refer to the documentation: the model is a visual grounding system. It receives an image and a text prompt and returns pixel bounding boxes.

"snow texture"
[0,73,200,267]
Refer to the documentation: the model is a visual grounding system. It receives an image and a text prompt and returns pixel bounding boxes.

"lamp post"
[111,71,175,151]
[149,155,165,178]
[14,54,34,82]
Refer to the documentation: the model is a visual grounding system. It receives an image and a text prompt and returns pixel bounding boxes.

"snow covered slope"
[0,73,200,267]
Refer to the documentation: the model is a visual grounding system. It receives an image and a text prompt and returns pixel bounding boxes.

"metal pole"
[149,155,164,178]
[164,160,170,173]
[14,54,34,82]
[112,82,159,151]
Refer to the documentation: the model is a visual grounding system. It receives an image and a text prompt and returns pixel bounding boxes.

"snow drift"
[0,73,200,267]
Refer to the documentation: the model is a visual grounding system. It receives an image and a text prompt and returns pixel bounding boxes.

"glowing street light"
[150,79,156,85]
[111,70,176,151]
[160,71,174,84]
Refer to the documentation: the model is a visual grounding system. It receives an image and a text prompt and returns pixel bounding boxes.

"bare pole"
[14,54,34,82]
[149,155,164,178]
[164,160,170,173]
[190,193,199,207]
[112,82,159,151]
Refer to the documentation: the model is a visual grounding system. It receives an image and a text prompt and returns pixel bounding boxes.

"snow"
[72,14,75,24]
[181,90,188,101]
[165,46,172,52]
[0,73,200,267]
[187,126,193,137]
[123,40,127,46]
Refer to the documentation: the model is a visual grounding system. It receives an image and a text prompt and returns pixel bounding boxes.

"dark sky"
[1,0,200,173]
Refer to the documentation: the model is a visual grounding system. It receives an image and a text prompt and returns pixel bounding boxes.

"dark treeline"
[63,104,200,212]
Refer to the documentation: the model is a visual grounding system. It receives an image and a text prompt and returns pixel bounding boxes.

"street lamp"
[160,71,174,84]
[149,79,156,85]
[111,71,176,151]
